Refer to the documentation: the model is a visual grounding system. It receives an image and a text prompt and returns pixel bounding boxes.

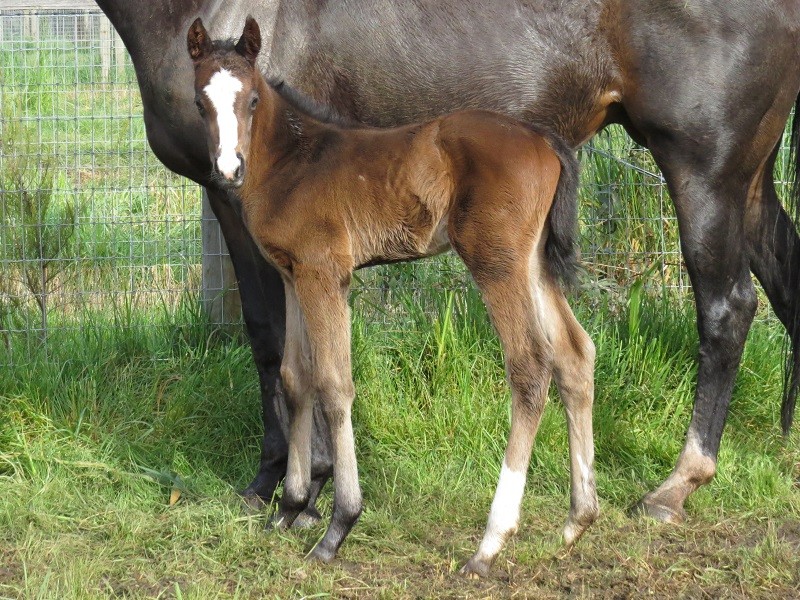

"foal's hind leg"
[459,264,554,577]
[538,282,598,545]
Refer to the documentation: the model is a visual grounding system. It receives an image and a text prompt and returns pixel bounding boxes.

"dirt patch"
[322,517,800,599]
[778,521,800,550]
[0,547,23,592]
[99,573,191,599]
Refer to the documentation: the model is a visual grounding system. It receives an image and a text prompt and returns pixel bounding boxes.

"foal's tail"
[542,133,581,289]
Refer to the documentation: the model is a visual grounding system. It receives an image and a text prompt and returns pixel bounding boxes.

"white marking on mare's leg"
[475,461,526,561]
[204,68,243,178]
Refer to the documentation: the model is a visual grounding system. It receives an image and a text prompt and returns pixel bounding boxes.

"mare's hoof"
[309,543,337,564]
[630,496,686,524]
[459,555,491,579]
[239,490,268,515]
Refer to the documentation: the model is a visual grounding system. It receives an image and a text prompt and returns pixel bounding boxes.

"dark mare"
[188,16,594,572]
[96,0,800,540]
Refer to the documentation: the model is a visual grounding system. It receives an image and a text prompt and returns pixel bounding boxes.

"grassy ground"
[1,290,798,599]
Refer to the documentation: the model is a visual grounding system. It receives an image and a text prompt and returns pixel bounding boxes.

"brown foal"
[188,16,598,576]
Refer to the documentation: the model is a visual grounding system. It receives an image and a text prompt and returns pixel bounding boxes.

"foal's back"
[247,109,564,272]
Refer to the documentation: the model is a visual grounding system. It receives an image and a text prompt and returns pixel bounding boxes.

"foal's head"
[187,17,263,188]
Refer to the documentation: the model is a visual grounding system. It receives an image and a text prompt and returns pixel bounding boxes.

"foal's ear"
[187,17,212,62]
[235,16,262,65]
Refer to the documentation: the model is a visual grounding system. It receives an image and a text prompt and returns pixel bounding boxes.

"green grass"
[1,291,798,598]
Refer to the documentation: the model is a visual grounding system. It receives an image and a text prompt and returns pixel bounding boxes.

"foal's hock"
[188,16,597,576]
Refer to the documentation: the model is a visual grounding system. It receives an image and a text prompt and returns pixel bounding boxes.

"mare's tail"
[781,91,800,435]
[542,133,581,289]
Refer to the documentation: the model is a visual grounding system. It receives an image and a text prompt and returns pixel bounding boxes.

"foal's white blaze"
[204,69,244,179]
[475,461,527,559]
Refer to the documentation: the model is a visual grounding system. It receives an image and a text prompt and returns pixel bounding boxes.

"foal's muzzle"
[213,153,245,188]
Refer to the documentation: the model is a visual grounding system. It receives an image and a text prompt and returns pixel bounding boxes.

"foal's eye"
[195,99,205,115]
[250,96,259,110]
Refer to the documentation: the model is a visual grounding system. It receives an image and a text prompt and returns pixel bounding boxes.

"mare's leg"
[618,9,800,521]
[291,266,361,562]
[539,283,598,545]
[635,167,756,521]
[204,189,332,510]
[458,255,554,578]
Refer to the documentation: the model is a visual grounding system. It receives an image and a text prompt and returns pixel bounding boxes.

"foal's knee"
[280,363,309,409]
[314,373,355,417]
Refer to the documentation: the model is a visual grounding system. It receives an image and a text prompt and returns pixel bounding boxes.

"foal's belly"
[354,213,452,270]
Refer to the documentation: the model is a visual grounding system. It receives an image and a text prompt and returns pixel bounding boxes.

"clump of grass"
[580,126,683,292]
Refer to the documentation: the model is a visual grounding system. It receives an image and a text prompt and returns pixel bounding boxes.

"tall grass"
[1,286,798,597]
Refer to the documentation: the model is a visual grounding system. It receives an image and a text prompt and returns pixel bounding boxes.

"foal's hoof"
[268,507,323,531]
[292,507,323,529]
[562,506,599,547]
[631,496,686,524]
[267,511,295,531]
[459,555,492,579]
[562,520,588,548]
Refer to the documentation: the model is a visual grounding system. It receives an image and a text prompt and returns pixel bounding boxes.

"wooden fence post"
[24,13,39,40]
[99,17,111,81]
[114,30,125,79]
[201,190,242,326]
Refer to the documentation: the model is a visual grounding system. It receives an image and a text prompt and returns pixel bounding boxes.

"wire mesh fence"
[0,6,794,363]
[0,7,202,361]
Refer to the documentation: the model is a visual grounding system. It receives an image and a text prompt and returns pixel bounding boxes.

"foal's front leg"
[292,266,361,562]
[273,279,316,528]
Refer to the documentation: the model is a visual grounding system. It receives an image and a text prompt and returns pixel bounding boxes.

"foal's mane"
[266,77,356,129]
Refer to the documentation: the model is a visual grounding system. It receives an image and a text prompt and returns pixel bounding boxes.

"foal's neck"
[249,75,335,174]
